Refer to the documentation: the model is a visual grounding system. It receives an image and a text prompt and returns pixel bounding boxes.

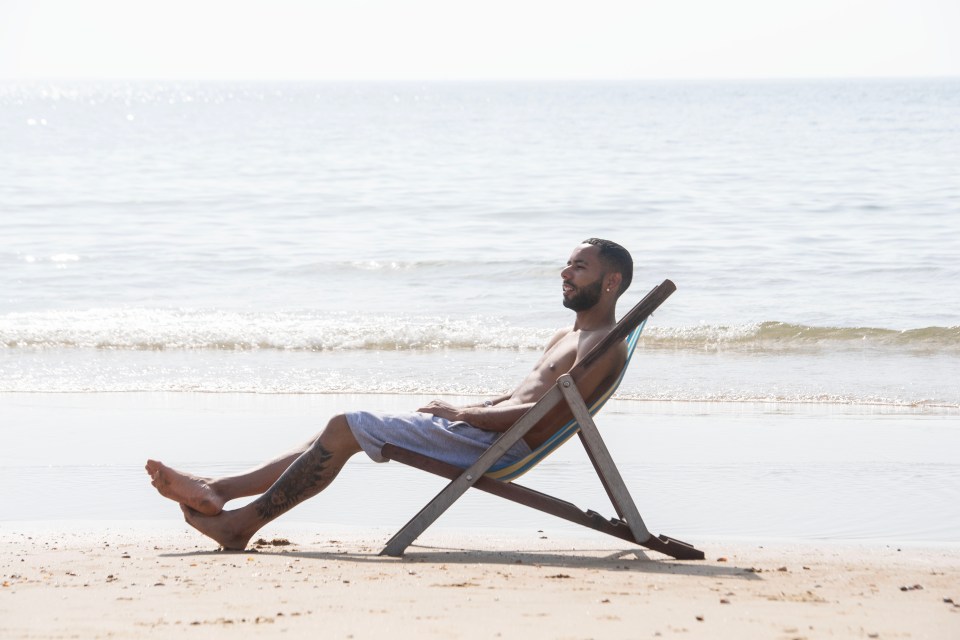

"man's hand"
[417,400,462,422]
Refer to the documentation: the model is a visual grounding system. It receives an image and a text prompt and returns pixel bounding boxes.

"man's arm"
[417,326,624,434]
[418,337,624,434]
[460,393,513,409]
[415,399,537,432]
[416,327,571,431]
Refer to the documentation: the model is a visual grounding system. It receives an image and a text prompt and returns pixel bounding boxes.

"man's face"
[561,244,606,311]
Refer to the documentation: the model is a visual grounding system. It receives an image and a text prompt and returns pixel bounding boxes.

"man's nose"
[560,265,572,280]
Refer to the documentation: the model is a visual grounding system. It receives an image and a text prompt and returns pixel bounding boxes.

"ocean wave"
[0,308,553,351]
[645,322,960,352]
[1,309,958,353]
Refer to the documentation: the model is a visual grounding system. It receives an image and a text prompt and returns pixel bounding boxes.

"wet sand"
[3,392,958,541]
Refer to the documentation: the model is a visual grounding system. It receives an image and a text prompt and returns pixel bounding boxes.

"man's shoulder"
[575,323,626,360]
[546,326,574,346]
[578,322,617,343]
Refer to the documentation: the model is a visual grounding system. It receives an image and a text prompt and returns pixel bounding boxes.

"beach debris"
[716,557,727,562]
[695,615,704,622]
[254,538,291,547]
[777,566,789,572]
[720,599,731,604]
[765,590,826,604]
[942,597,954,603]
[899,584,923,591]
[745,567,762,573]
[546,574,572,579]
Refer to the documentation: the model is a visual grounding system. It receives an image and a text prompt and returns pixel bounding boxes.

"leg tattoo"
[254,443,335,521]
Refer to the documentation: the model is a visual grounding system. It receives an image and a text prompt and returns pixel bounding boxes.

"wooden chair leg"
[381,443,704,560]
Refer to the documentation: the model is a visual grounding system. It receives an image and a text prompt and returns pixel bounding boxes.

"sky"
[1,0,958,81]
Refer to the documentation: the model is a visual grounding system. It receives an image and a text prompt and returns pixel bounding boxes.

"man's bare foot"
[145,460,225,516]
[180,504,255,551]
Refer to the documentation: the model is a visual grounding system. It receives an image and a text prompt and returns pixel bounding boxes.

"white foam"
[0,308,553,351]
[3,308,956,354]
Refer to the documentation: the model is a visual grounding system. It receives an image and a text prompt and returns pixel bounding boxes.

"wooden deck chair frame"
[380,279,705,560]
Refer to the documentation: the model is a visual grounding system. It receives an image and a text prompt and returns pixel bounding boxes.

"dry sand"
[2,526,957,639]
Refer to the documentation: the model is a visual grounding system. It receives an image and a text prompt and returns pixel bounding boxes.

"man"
[146,238,634,550]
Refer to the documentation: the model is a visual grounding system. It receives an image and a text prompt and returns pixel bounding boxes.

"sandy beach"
[2,391,959,637]
[2,525,958,639]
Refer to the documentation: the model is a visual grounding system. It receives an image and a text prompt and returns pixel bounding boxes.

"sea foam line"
[1,309,958,353]
[0,308,552,351]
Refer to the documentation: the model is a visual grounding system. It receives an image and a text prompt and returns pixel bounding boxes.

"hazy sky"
[2,0,957,81]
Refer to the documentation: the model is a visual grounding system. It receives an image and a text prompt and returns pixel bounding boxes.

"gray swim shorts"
[344,410,533,469]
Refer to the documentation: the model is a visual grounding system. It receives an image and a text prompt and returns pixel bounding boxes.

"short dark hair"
[582,238,633,295]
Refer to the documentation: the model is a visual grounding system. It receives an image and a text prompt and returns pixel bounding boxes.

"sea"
[1,79,958,543]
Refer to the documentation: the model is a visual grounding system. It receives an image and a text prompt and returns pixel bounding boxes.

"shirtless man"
[146,238,634,550]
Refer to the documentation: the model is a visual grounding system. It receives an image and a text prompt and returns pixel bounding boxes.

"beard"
[562,278,604,311]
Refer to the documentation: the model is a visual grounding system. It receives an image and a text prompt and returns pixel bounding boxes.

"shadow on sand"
[162,542,760,580]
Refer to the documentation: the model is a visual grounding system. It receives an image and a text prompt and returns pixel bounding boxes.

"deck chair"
[380,279,704,560]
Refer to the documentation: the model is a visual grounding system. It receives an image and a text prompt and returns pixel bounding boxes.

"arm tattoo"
[255,443,334,520]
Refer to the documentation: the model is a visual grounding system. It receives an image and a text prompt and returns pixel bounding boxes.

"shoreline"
[2,526,958,639]
[5,388,959,412]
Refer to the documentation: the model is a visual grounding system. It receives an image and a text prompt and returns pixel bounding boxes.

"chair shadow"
[161,543,761,580]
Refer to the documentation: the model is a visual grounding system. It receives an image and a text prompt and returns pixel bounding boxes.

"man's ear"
[605,272,622,294]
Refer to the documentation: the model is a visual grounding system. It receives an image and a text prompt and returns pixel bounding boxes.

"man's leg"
[146,434,319,515]
[179,414,362,550]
